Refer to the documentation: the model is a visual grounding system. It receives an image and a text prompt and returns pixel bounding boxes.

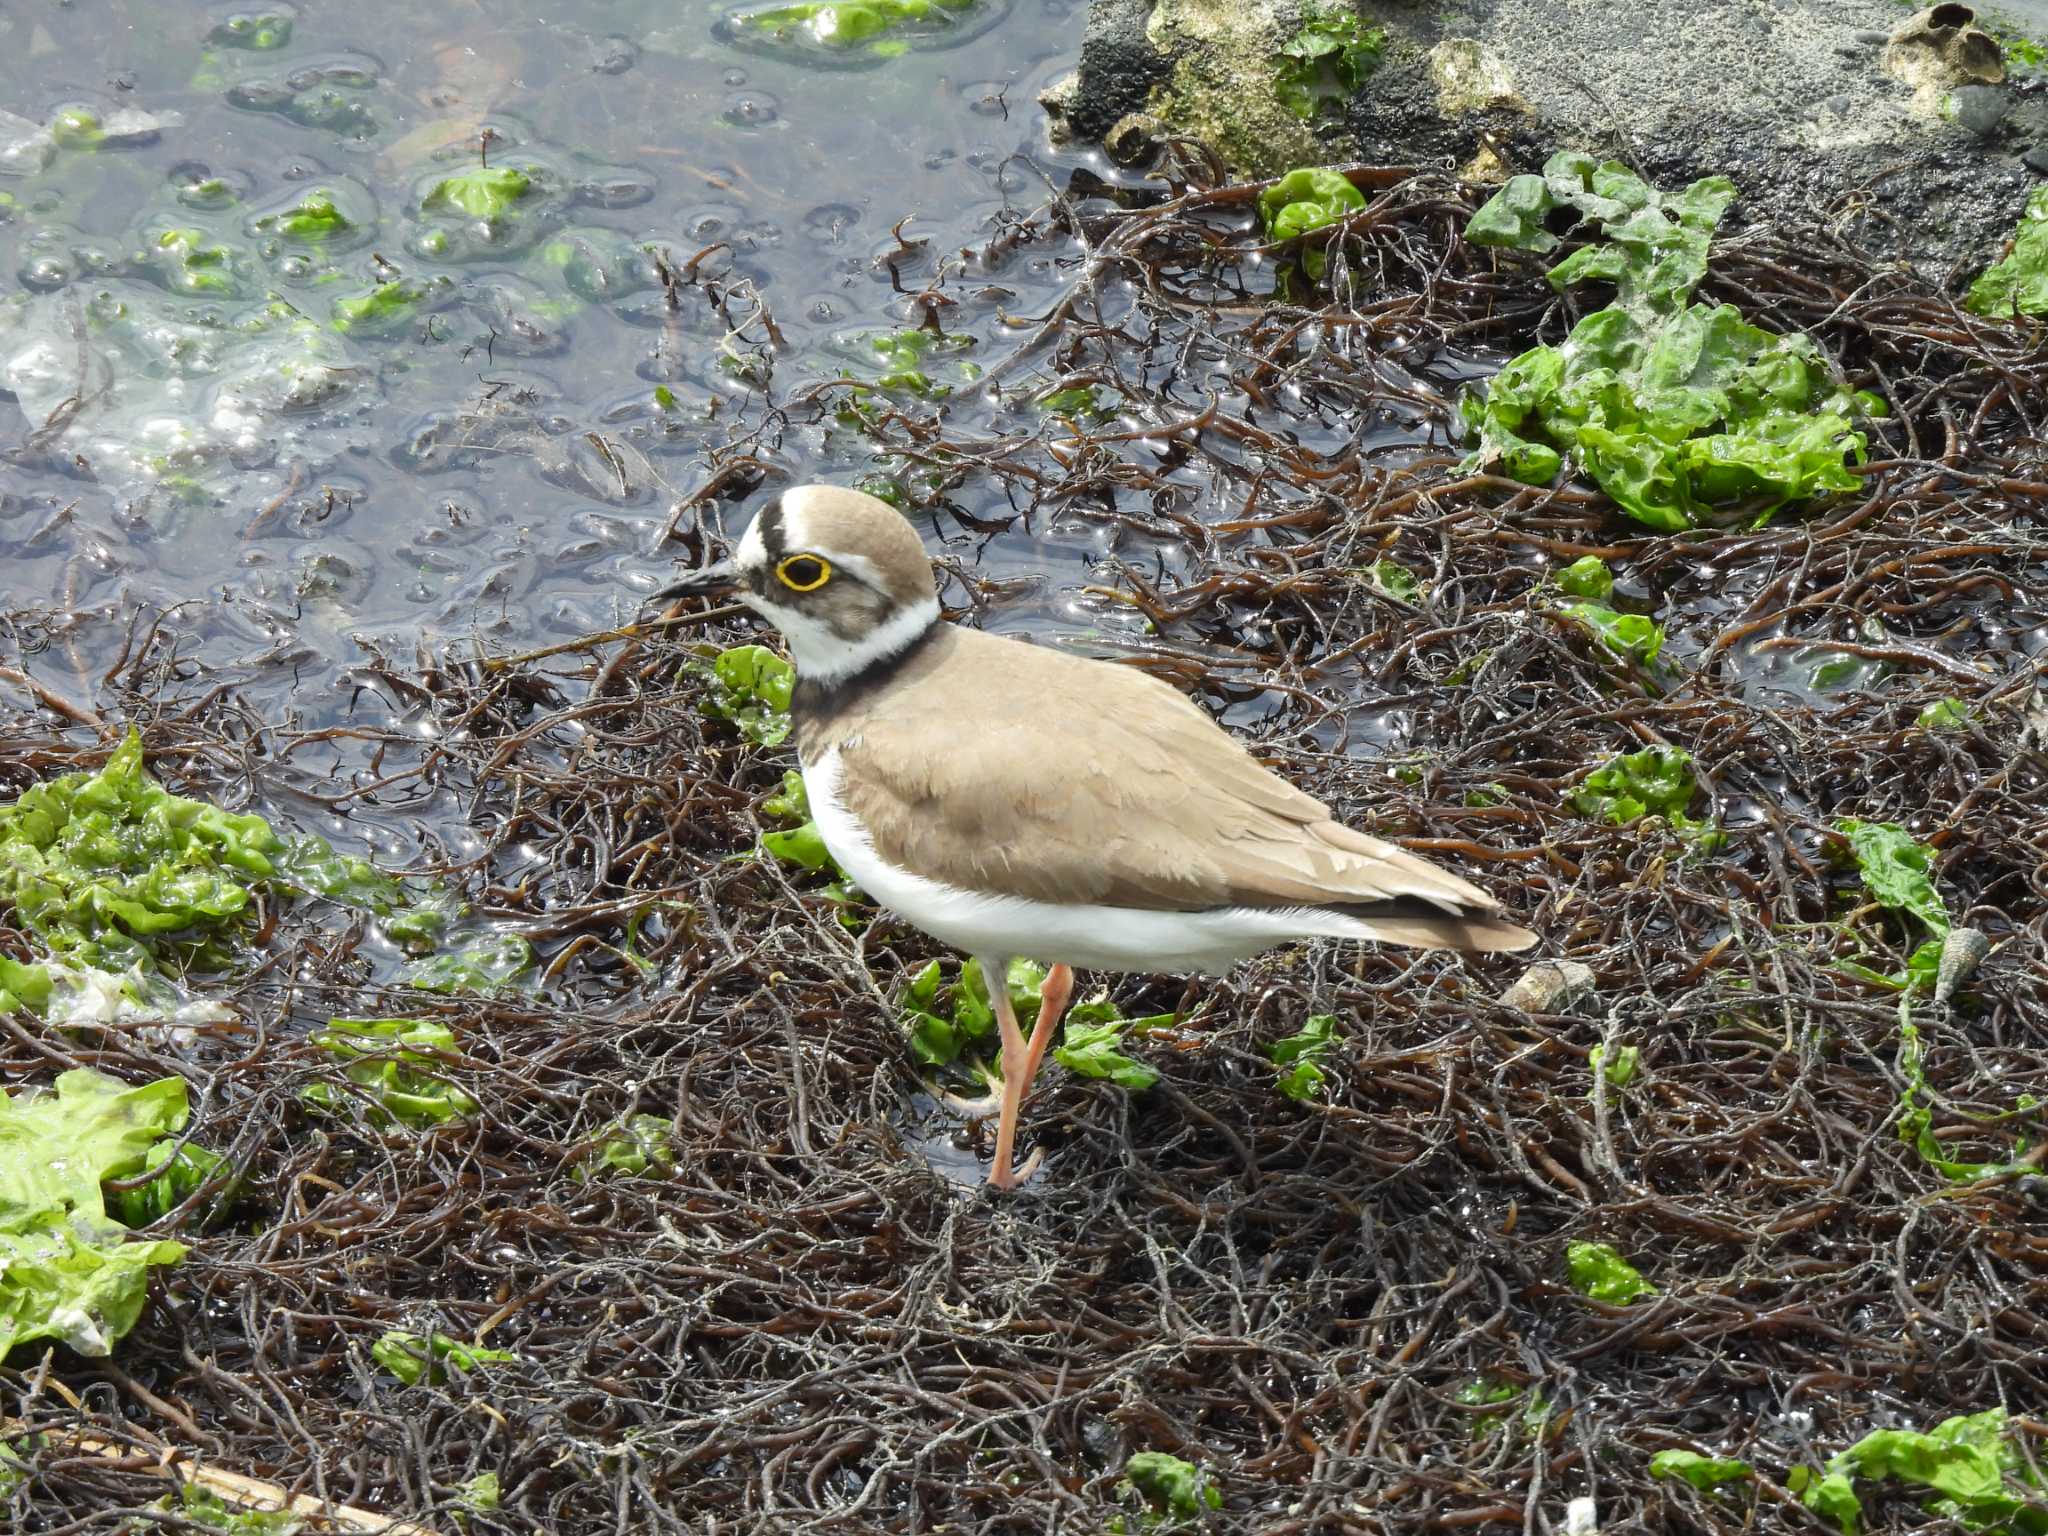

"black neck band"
[791,614,943,721]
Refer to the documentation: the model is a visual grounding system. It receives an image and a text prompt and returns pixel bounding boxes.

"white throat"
[745,593,940,688]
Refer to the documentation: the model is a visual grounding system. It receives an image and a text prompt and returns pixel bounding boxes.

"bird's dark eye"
[776,555,831,592]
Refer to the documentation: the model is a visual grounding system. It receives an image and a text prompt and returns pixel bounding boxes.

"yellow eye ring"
[776,555,831,592]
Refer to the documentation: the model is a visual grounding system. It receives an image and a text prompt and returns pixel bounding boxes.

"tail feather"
[1338,911,1539,953]
[1316,896,1538,952]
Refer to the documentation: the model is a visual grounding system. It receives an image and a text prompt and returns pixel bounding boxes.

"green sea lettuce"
[0,731,279,974]
[306,1017,476,1128]
[1274,1,1383,118]
[0,1068,193,1359]
[1463,154,1876,530]
[1267,1014,1338,1100]
[372,1328,517,1386]
[1801,1409,2045,1535]
[900,957,1048,1067]
[0,730,435,998]
[400,933,534,994]
[421,167,530,222]
[1649,1449,1753,1492]
[1833,820,1947,935]
[733,0,977,55]
[574,1113,676,1181]
[1570,746,1717,845]
[1258,167,1367,279]
[1119,1451,1222,1521]
[1965,186,2048,319]
[691,644,794,747]
[1566,1240,1655,1303]
[1051,997,1162,1092]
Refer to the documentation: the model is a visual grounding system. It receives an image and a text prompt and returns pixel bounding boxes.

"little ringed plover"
[660,484,1537,1189]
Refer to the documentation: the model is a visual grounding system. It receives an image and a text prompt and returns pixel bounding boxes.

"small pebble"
[1499,959,1597,1014]
[2023,142,2048,174]
[1935,926,1989,1003]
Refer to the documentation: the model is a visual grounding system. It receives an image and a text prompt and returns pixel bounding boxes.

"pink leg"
[985,961,1076,1191]
[1019,964,1075,1092]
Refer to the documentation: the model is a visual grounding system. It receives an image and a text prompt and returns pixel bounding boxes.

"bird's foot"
[935,1085,1004,1119]
[985,1144,1045,1192]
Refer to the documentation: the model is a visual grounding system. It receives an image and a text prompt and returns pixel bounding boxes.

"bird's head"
[656,484,940,686]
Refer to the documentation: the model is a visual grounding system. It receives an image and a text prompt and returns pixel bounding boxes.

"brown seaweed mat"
[4,161,2046,1533]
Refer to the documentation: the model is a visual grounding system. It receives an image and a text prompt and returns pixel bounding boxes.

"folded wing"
[827,629,1533,950]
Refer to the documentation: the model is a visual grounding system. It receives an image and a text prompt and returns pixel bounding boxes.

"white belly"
[802,747,1365,974]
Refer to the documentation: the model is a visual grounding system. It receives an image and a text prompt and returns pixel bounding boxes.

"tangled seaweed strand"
[4,160,2048,1534]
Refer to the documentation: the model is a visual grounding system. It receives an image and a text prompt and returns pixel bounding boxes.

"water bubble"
[685,209,733,241]
[20,255,71,291]
[961,81,1009,117]
[589,34,638,75]
[579,170,657,209]
[723,92,779,129]
[802,203,860,246]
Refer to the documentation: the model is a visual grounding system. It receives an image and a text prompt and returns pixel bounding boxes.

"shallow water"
[0,0,1116,727]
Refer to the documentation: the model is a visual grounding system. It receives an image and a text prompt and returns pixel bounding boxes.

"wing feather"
[810,628,1520,930]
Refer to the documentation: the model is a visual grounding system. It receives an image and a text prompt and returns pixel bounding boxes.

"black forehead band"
[756,495,787,563]
[748,493,871,598]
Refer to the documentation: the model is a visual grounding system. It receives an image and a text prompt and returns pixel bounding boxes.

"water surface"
[0,0,1107,730]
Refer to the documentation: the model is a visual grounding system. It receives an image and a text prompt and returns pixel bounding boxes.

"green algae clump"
[422,166,531,221]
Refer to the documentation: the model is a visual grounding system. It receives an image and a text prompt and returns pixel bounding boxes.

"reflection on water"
[0,0,1093,731]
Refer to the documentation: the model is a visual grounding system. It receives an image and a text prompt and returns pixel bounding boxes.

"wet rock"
[1935,926,1990,1003]
[1112,0,1323,175]
[1052,0,2047,276]
[1040,0,1174,147]
[1428,39,1521,116]
[1104,111,1169,167]
[1950,84,2008,138]
[1499,959,1597,1015]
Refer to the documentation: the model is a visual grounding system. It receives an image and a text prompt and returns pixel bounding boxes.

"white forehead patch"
[741,489,884,588]
[736,509,771,571]
[779,484,824,541]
